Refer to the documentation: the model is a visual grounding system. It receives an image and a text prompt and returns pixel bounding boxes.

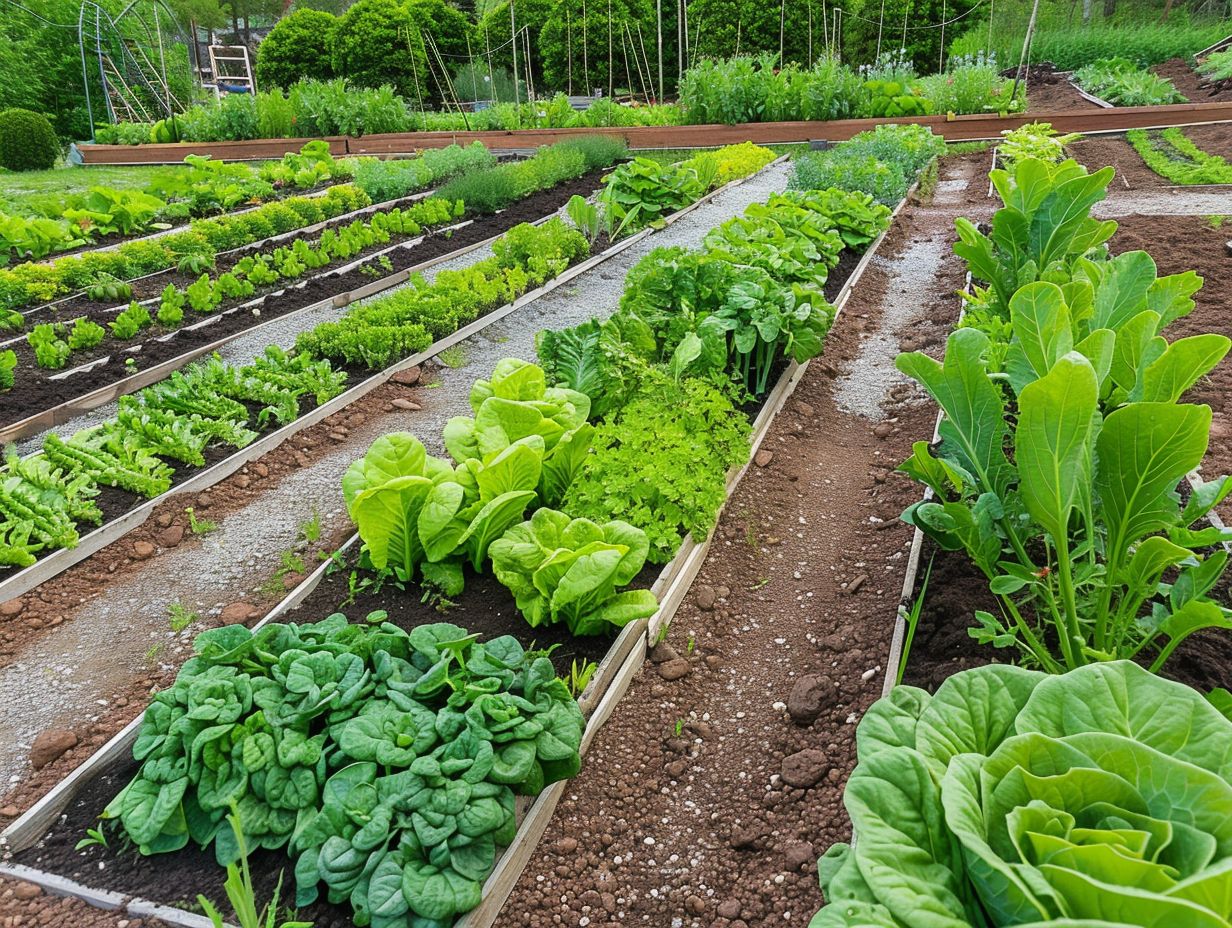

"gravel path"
[0,162,790,789]
[832,161,995,421]
[1096,188,1232,216]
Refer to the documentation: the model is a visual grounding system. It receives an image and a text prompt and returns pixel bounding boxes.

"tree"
[330,0,428,97]
[537,0,655,94]
[255,8,337,87]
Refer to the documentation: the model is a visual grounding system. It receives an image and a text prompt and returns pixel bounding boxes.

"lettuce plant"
[955,158,1118,321]
[812,661,1232,927]
[490,508,660,636]
[442,359,592,508]
[342,431,542,596]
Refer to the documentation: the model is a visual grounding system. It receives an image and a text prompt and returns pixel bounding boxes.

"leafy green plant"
[1128,128,1232,185]
[185,506,217,535]
[898,269,1231,672]
[565,194,602,245]
[490,508,660,635]
[86,276,133,303]
[109,301,152,339]
[916,53,1025,115]
[863,79,929,117]
[167,602,197,633]
[342,431,541,597]
[563,374,749,564]
[567,659,598,698]
[105,614,584,926]
[998,122,1081,169]
[74,824,110,851]
[812,660,1232,927]
[1198,48,1232,82]
[0,349,14,392]
[1073,57,1187,106]
[27,322,71,370]
[67,317,105,352]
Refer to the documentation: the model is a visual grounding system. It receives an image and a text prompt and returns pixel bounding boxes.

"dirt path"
[491,155,989,928]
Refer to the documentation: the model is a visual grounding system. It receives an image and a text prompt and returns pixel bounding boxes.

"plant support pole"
[1011,0,1041,107]
[511,0,520,106]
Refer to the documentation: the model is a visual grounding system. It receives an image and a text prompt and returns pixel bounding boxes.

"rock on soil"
[29,729,77,770]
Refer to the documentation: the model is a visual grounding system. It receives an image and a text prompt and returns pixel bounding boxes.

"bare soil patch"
[1024,64,1101,114]
[1152,57,1232,103]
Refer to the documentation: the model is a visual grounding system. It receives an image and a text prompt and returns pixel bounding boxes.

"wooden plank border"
[74,104,1232,164]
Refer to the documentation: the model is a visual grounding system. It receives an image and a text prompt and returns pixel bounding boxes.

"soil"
[1070,124,1232,190]
[904,210,1232,695]
[1023,63,1100,114]
[0,876,166,925]
[1,169,610,429]
[1152,57,1232,104]
[483,157,985,928]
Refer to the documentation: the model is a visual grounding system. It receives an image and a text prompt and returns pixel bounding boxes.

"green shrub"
[331,0,426,97]
[917,53,1025,114]
[1199,48,1232,82]
[557,135,629,171]
[0,108,58,171]
[437,168,520,214]
[791,152,907,206]
[255,9,337,89]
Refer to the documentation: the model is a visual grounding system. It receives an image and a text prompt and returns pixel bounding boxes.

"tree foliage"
[256,8,337,89]
[330,0,428,97]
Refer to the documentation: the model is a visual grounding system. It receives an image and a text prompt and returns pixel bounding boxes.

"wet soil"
[1,170,609,429]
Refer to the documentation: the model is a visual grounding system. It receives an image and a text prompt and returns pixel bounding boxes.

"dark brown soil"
[1070,124,1232,189]
[1069,135,1168,188]
[1152,57,1232,103]
[1,170,610,429]
[485,159,982,928]
[1023,64,1100,114]
[904,210,1232,695]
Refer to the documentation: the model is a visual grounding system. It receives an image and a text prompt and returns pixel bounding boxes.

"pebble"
[392,398,422,410]
[11,883,40,901]
[787,674,836,725]
[219,602,258,626]
[30,728,77,769]
[391,365,421,385]
[0,599,23,617]
[873,423,894,439]
[781,840,815,871]
[0,805,18,817]
[157,524,185,549]
[131,541,155,560]
[648,642,679,664]
[695,585,717,610]
[780,749,830,789]
[754,449,774,467]
[195,493,213,508]
[253,462,270,478]
[657,659,692,681]
[154,512,173,528]
[846,573,867,594]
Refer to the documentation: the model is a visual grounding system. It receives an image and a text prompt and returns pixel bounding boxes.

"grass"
[437,345,468,369]
[167,602,199,633]
[0,163,186,215]
[946,140,993,155]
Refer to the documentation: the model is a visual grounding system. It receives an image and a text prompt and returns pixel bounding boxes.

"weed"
[144,643,163,665]
[655,622,670,645]
[896,554,934,686]
[167,602,198,633]
[1206,215,1227,230]
[567,659,598,697]
[75,823,110,851]
[674,718,684,737]
[437,344,467,369]
[750,577,771,590]
[185,506,218,535]
[686,636,696,655]
[298,509,322,544]
[198,803,311,928]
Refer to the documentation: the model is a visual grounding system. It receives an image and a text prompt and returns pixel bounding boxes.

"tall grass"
[951,19,1231,70]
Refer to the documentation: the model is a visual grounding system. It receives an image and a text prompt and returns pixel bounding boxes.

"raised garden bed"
[0,170,610,440]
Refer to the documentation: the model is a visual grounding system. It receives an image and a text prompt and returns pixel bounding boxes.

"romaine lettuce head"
[812,661,1232,928]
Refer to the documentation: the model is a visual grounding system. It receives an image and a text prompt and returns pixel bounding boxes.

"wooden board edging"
[74,104,1232,164]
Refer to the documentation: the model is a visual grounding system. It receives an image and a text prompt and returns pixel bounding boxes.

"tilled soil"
[1024,64,1100,114]
[489,156,987,928]
[1,170,609,428]
[1152,57,1232,104]
[1070,124,1232,190]
[0,877,166,926]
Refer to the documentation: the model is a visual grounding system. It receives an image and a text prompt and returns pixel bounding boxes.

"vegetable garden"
[1,7,1232,922]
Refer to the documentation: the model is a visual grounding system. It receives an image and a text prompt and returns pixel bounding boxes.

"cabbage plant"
[813,660,1232,927]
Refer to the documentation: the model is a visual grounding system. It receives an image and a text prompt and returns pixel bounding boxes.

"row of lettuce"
[0,143,501,324]
[810,129,1232,925]
[91,54,1023,148]
[0,139,782,567]
[10,136,632,379]
[0,142,354,267]
[90,131,936,926]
